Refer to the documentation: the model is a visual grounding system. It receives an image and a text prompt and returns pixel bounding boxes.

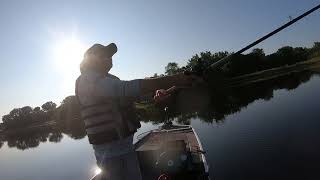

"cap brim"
[103,43,117,57]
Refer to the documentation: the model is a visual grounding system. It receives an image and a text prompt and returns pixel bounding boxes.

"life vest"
[75,74,140,145]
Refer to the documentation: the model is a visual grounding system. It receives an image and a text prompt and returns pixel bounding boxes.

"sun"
[51,35,87,96]
[53,36,86,73]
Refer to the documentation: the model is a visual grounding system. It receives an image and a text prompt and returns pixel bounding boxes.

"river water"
[1,73,320,180]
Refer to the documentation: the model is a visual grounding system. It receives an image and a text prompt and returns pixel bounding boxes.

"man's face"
[96,55,113,75]
[104,57,113,72]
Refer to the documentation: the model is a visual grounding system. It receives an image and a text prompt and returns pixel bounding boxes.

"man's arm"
[95,73,199,98]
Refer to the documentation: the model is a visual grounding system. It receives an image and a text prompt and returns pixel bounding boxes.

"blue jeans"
[93,135,142,180]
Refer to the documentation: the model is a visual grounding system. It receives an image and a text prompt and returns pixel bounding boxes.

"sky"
[0,0,319,119]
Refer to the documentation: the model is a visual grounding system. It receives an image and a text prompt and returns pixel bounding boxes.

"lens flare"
[53,36,86,73]
[94,167,102,175]
[51,34,87,96]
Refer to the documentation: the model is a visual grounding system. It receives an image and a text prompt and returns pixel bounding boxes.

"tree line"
[1,101,57,130]
[160,42,320,78]
[0,96,84,136]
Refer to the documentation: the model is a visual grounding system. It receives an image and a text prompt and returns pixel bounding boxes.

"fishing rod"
[208,3,320,70]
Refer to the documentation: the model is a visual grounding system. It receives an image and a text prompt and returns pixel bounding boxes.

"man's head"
[80,43,117,75]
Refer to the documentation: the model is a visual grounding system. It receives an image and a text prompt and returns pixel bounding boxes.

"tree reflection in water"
[0,70,318,150]
[0,95,86,150]
[6,128,54,150]
[3,123,84,150]
[138,71,319,125]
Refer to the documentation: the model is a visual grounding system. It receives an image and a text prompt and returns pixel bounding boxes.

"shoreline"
[0,120,56,137]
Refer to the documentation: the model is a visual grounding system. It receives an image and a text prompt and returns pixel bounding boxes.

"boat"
[135,122,210,180]
[91,122,210,180]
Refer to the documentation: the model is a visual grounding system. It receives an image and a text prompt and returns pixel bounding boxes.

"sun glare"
[51,35,87,96]
[53,37,86,73]
[94,167,102,175]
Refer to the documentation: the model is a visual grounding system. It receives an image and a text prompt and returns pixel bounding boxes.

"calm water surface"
[1,75,320,180]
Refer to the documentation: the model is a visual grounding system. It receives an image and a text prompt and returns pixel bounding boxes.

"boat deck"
[135,126,207,180]
[136,127,202,160]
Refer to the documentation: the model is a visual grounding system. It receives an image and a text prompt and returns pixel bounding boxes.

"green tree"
[311,42,320,57]
[313,42,320,51]
[250,48,265,57]
[61,96,77,106]
[41,101,57,112]
[185,51,229,76]
[20,106,33,121]
[33,107,41,112]
[2,106,34,128]
[277,46,294,56]
[0,123,4,131]
[165,62,180,75]
[293,47,308,62]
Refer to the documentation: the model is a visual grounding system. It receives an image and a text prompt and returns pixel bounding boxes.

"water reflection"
[0,70,318,151]
[0,96,86,150]
[139,71,318,125]
[6,129,60,150]
[3,126,76,150]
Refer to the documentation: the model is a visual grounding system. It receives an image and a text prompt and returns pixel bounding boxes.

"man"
[76,43,199,180]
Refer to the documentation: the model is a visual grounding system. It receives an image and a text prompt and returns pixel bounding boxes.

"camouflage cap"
[80,43,117,73]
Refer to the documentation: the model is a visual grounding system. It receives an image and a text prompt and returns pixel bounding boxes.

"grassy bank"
[225,56,320,88]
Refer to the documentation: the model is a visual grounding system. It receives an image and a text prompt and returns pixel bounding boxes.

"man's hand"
[154,89,171,104]
[153,86,179,104]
